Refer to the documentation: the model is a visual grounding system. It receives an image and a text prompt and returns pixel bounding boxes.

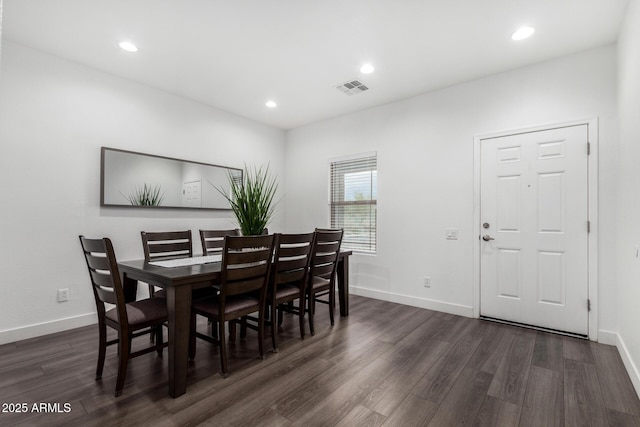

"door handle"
[482,235,495,241]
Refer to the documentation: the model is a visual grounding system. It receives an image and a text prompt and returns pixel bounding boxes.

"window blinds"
[330,154,377,253]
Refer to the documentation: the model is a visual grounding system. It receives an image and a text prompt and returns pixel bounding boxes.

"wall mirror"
[100,147,241,210]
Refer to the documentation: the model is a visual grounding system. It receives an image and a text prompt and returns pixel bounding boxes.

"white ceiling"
[1,0,629,130]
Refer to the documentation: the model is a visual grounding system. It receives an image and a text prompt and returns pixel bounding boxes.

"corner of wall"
[617,333,640,399]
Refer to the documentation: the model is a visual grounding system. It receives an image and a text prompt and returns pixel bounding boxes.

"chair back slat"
[200,229,239,255]
[219,235,275,298]
[277,245,310,260]
[226,247,272,265]
[314,241,341,256]
[79,236,127,321]
[89,268,115,289]
[313,251,339,267]
[225,276,267,296]
[85,253,111,271]
[311,263,335,279]
[226,262,270,282]
[272,232,314,287]
[95,283,117,305]
[277,256,309,272]
[276,268,306,285]
[141,230,192,261]
[309,229,343,283]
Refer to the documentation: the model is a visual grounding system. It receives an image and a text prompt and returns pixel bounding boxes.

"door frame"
[472,118,599,340]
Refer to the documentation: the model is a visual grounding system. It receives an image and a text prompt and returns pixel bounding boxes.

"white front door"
[182,180,202,208]
[480,125,589,336]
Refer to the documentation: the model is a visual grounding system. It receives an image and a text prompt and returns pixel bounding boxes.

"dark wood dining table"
[118,250,352,398]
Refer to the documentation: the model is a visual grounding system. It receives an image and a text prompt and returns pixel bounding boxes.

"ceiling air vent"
[336,79,369,96]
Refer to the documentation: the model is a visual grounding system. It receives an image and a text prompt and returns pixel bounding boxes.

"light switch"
[446,228,458,240]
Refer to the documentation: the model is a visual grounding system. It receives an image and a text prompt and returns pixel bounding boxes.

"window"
[330,153,377,253]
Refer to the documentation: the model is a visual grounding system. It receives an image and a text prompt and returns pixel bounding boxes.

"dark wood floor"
[1,295,640,426]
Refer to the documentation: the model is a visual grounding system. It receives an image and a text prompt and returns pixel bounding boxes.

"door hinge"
[588,299,591,312]
[587,142,591,155]
[587,220,591,233]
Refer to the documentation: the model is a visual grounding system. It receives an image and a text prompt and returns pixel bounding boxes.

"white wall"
[616,0,640,396]
[0,41,286,344]
[285,45,618,335]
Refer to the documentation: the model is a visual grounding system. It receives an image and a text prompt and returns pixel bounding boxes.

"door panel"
[480,125,589,336]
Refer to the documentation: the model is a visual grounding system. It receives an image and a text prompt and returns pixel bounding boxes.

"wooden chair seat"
[192,295,260,317]
[275,284,302,299]
[310,276,330,290]
[105,298,168,327]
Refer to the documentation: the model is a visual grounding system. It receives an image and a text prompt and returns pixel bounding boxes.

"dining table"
[118,250,352,398]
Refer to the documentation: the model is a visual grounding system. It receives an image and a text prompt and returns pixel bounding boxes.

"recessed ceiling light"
[265,100,277,108]
[119,41,138,52]
[511,26,535,41]
[360,63,375,74]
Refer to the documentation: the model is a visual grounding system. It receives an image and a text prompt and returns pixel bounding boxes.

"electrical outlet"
[424,277,431,287]
[57,288,69,302]
[446,228,458,240]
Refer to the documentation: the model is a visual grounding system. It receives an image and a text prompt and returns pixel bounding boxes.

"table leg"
[167,285,192,398]
[337,257,349,317]
[122,273,138,303]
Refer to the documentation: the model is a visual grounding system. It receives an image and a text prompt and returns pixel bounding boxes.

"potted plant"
[219,164,278,235]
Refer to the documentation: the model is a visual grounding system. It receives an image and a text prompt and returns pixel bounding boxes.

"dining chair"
[141,230,193,260]
[79,236,168,397]
[189,234,275,377]
[141,230,193,298]
[307,228,343,335]
[268,232,315,352]
[200,229,240,255]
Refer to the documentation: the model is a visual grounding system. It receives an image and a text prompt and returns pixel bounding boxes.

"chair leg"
[277,306,284,327]
[96,322,107,380]
[329,285,335,326]
[189,313,197,361]
[258,309,265,359]
[229,321,236,343]
[240,316,247,339]
[149,284,156,343]
[115,333,130,397]
[219,320,229,378]
[211,320,218,339]
[271,302,278,353]
[308,292,316,336]
[155,325,164,356]
[298,299,305,339]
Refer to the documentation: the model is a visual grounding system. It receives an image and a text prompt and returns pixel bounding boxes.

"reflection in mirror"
[100,147,242,209]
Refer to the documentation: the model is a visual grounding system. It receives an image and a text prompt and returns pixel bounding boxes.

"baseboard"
[0,313,98,346]
[617,333,640,399]
[350,286,474,318]
[597,329,618,345]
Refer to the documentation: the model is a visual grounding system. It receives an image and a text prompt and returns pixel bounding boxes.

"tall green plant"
[219,164,278,235]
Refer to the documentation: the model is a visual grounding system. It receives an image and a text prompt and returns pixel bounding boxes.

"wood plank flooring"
[1,295,639,426]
